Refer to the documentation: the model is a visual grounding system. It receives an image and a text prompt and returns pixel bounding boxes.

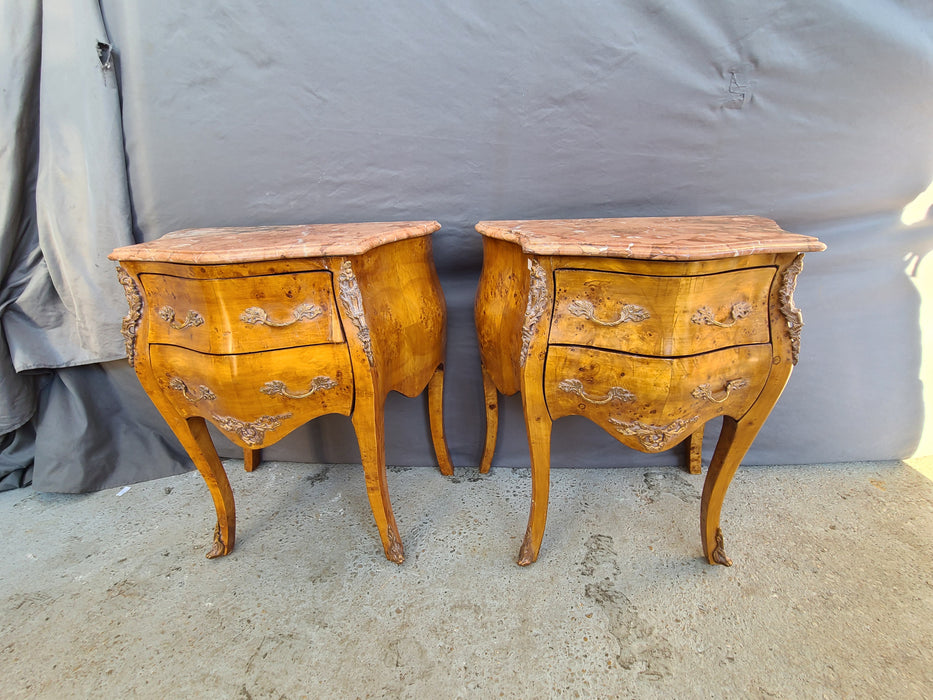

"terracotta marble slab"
[109,221,441,263]
[475,216,825,260]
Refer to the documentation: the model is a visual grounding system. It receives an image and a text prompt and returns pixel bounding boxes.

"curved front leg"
[517,399,552,566]
[352,396,405,564]
[174,416,236,558]
[700,415,764,566]
[427,365,454,476]
[478,364,499,474]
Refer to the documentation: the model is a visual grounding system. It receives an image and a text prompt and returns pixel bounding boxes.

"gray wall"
[91,2,933,471]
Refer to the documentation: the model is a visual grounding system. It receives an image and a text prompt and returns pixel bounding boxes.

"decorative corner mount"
[116,265,142,367]
[337,261,375,366]
[779,255,805,365]
[520,260,549,367]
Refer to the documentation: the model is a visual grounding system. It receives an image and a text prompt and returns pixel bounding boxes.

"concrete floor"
[1,458,931,699]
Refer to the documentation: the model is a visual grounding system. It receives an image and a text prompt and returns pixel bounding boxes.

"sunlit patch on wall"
[902,179,933,226]
[903,179,933,470]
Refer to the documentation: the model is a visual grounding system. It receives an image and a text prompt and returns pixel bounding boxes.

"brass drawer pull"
[211,413,292,446]
[558,378,635,404]
[167,377,216,404]
[692,378,749,404]
[567,299,650,326]
[691,301,752,328]
[608,415,698,451]
[240,303,322,327]
[260,376,338,399]
[158,306,204,330]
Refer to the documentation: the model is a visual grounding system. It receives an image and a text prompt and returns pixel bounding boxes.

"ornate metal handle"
[608,416,699,452]
[558,378,635,405]
[691,378,749,404]
[167,377,216,404]
[240,303,322,327]
[567,299,650,326]
[157,306,204,330]
[260,376,338,399]
[691,302,752,328]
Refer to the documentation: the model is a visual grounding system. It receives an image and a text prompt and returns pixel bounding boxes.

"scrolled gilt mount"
[168,377,217,404]
[567,298,650,326]
[211,413,293,446]
[260,376,338,399]
[157,306,204,330]
[240,303,322,327]
[692,378,749,404]
[558,378,635,405]
[691,301,752,328]
[337,260,375,366]
[608,415,699,452]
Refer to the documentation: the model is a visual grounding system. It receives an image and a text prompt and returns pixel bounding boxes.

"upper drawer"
[141,271,344,354]
[549,267,774,356]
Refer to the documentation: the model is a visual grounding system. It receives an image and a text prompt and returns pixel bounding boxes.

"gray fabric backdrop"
[2,1,932,491]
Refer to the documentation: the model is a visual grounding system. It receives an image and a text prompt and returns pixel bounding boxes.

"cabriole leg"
[517,402,552,566]
[478,364,499,474]
[700,415,765,566]
[353,397,405,564]
[427,365,454,476]
[176,417,236,558]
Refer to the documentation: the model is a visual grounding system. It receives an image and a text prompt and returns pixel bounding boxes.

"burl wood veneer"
[474,216,825,566]
[109,221,453,563]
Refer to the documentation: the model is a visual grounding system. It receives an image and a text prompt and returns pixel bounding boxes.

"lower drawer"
[544,344,773,452]
[148,343,354,448]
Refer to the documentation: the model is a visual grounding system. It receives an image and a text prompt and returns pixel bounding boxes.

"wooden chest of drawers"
[110,222,453,562]
[474,217,825,566]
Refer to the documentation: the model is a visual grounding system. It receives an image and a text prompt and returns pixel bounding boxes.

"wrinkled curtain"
[0,0,188,492]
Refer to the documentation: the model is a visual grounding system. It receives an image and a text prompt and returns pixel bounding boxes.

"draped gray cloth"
[2,1,932,492]
[1,0,188,491]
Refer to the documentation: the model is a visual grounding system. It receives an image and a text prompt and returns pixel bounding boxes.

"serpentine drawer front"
[142,270,344,353]
[110,222,453,563]
[550,267,774,355]
[474,216,825,566]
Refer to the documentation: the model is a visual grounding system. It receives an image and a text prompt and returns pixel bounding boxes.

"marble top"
[109,221,441,264]
[475,216,825,260]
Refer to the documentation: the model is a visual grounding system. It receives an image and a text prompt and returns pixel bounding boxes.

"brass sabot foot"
[711,527,733,567]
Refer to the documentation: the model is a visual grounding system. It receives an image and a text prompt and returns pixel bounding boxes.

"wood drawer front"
[549,267,774,356]
[544,344,773,452]
[149,343,353,448]
[142,271,343,354]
